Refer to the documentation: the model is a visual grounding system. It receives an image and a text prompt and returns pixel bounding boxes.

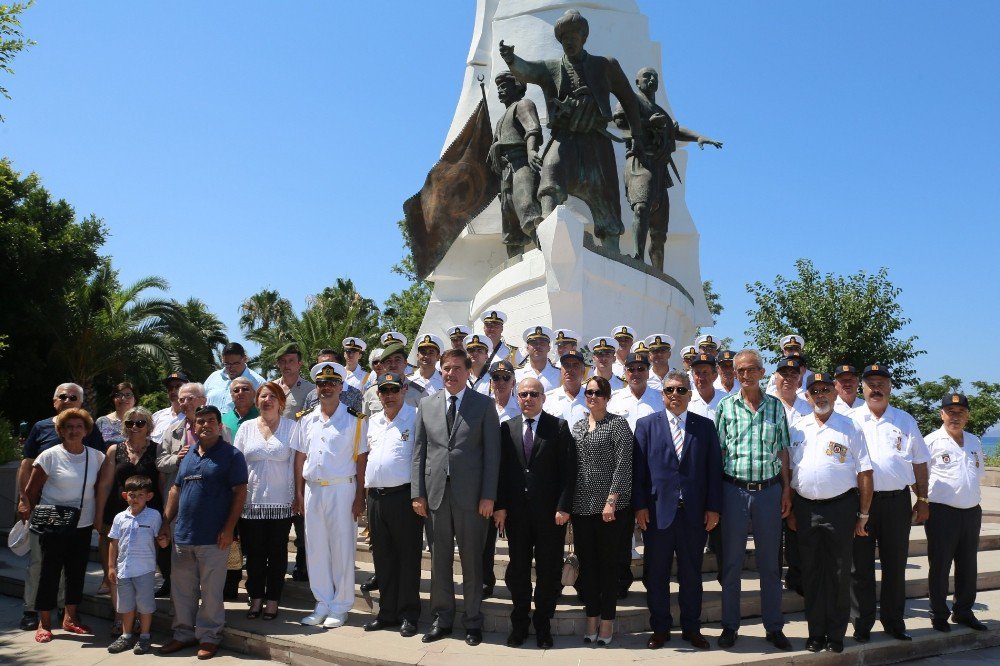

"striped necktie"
[672,415,684,460]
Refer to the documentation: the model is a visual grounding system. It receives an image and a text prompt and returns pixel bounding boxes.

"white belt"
[307,475,356,487]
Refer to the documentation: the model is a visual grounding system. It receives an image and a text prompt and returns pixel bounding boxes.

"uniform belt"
[368,483,410,496]
[724,474,781,491]
[797,488,857,504]
[873,488,908,497]
[308,475,356,487]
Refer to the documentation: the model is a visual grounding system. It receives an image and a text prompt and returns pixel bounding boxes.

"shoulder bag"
[29,448,90,535]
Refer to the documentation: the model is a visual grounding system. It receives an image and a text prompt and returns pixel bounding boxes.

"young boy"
[107,475,168,654]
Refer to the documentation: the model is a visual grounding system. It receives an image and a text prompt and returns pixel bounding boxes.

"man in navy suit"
[634,370,723,649]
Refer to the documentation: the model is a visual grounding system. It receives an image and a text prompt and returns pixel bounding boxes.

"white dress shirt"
[151,406,184,444]
[689,388,725,422]
[925,426,984,509]
[589,369,625,391]
[833,395,864,415]
[408,370,443,397]
[365,403,418,489]
[608,385,665,431]
[515,362,560,392]
[779,395,813,425]
[713,375,741,397]
[849,403,930,492]
[291,402,369,481]
[543,386,589,427]
[647,368,671,392]
[494,394,521,423]
[789,411,872,500]
[345,365,368,391]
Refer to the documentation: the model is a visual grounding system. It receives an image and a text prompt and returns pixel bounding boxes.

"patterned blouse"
[570,413,634,515]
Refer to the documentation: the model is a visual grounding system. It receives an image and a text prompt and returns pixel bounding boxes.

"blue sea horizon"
[984,436,998,456]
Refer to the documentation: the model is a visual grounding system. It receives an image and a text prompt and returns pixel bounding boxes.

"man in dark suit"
[634,370,723,649]
[494,377,576,648]
[411,348,501,646]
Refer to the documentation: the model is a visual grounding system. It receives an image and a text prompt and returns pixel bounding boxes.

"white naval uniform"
[788,412,872,500]
[494,395,522,423]
[470,372,493,396]
[689,388,725,422]
[494,340,515,364]
[291,403,369,616]
[408,370,443,397]
[713,376,741,397]
[608,385,665,431]
[515,362,560,392]
[612,358,627,378]
[647,368,672,392]
[588,370,626,392]
[779,395,813,426]
[833,395,864,415]
[848,404,930,491]
[543,386,589,428]
[925,427,985,509]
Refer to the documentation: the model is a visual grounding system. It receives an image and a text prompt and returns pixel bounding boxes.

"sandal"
[262,600,279,621]
[62,620,91,635]
[247,599,263,619]
[35,628,53,643]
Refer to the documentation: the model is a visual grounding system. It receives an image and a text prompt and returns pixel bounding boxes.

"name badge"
[183,474,203,481]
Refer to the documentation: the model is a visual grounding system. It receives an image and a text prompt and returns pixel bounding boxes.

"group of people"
[11,310,988,657]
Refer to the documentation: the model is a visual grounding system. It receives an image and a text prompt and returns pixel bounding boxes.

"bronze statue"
[613,67,722,271]
[488,72,544,258]
[499,10,643,253]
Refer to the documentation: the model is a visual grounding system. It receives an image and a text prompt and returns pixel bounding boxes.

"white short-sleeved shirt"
[33,446,105,528]
[291,403,369,481]
[780,395,813,425]
[543,386,589,428]
[647,369,672,392]
[495,395,522,423]
[233,417,296,516]
[151,407,184,444]
[925,427,984,509]
[608,385,665,432]
[515,362,560,392]
[408,371,443,397]
[365,403,417,489]
[109,506,162,578]
[849,403,930,492]
[588,370,625,392]
[833,395,864,415]
[713,376,741,397]
[689,388,725,422]
[345,365,369,392]
[789,412,872,500]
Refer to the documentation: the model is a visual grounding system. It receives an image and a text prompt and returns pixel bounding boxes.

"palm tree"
[162,297,228,382]
[239,289,293,337]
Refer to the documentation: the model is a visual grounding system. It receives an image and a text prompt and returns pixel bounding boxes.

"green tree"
[381,219,431,342]
[1,1,35,120]
[695,280,733,349]
[161,297,228,381]
[894,376,1000,438]
[238,288,293,337]
[745,258,924,385]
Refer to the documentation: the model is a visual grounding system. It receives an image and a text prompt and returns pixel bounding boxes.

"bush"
[0,417,21,465]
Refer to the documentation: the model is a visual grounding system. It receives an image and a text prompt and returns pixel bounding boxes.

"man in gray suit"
[412,348,501,646]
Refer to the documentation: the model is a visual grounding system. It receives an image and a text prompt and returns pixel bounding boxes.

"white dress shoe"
[322,613,347,629]
[300,603,330,626]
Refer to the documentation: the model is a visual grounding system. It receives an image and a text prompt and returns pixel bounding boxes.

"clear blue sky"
[3,1,998,386]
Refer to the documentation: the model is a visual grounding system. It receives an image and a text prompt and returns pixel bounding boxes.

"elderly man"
[714,350,740,396]
[362,372,423,637]
[293,362,369,628]
[848,364,930,642]
[17,382,106,630]
[715,349,792,650]
[203,342,265,412]
[152,371,189,444]
[221,377,259,435]
[464,334,495,395]
[544,350,589,428]
[644,334,675,391]
[491,360,521,423]
[516,326,560,391]
[833,365,864,414]
[481,309,517,364]
[787,373,873,653]
[363,347,384,392]
[610,325,636,377]
[408,334,444,396]
[588,336,626,390]
[362,343,426,416]
[634,371,722,650]
[925,393,988,632]
[609,344,664,431]
[343,337,369,390]
[274,343,314,419]
[157,406,248,659]
[494,378,576,648]
[688,353,724,421]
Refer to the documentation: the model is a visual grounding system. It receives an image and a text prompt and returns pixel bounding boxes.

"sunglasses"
[584,389,607,398]
[113,392,135,400]
[56,394,80,402]
[492,373,513,382]
[518,391,541,398]
[124,420,148,428]
[231,386,253,393]
[809,386,833,396]
[377,386,402,394]
[626,366,648,373]
[316,379,342,387]
[662,386,689,395]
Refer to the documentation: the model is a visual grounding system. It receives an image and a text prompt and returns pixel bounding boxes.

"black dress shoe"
[718,628,738,648]
[825,640,844,653]
[765,630,792,651]
[932,618,952,632]
[364,618,400,632]
[155,583,171,598]
[360,574,379,593]
[400,620,417,637]
[805,637,825,652]
[291,565,309,582]
[422,626,452,643]
[953,614,988,631]
[886,628,912,641]
[465,629,483,646]
[482,584,494,599]
[19,611,38,631]
[647,631,670,649]
[506,630,527,647]
[536,632,553,649]
[681,631,710,649]
[853,629,871,643]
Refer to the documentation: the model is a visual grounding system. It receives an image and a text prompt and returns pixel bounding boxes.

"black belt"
[798,488,857,505]
[724,474,781,492]
[873,489,908,497]
[368,483,410,496]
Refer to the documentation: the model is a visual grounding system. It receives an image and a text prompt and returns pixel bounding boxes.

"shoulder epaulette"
[347,406,365,419]
[409,382,426,394]
[615,374,625,382]
[516,358,528,368]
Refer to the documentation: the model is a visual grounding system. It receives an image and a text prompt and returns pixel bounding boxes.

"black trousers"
[292,514,307,570]
[572,509,632,620]
[783,518,802,590]
[795,490,858,641]
[156,541,171,584]
[504,510,566,633]
[35,526,91,612]
[368,485,423,623]
[925,502,981,621]
[482,521,498,589]
[240,516,293,602]
[852,489,911,633]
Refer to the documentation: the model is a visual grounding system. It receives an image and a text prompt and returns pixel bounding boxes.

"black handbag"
[29,447,90,535]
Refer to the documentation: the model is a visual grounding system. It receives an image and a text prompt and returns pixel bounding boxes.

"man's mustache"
[870,391,885,398]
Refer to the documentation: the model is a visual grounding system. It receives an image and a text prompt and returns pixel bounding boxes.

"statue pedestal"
[419,205,700,349]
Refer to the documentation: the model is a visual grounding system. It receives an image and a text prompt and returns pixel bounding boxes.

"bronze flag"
[403,96,499,280]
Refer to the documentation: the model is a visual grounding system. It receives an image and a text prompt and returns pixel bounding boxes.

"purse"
[560,523,580,587]
[29,447,90,536]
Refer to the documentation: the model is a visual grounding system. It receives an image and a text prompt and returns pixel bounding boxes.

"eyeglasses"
[222,360,245,368]
[377,386,402,394]
[735,366,762,375]
[518,391,541,398]
[124,420,148,428]
[231,386,253,393]
[113,392,135,400]
[808,386,833,396]
[626,366,648,373]
[316,379,342,387]
[491,373,513,382]
[662,386,690,395]
[584,389,607,398]
[56,394,80,402]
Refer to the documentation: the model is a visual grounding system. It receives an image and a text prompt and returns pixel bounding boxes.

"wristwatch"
[857,512,869,519]
[916,497,929,503]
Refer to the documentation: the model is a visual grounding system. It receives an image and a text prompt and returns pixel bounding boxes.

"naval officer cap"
[805,371,834,389]
[376,372,404,389]
[481,309,507,324]
[695,334,719,349]
[415,333,444,352]
[780,334,805,349]
[717,350,736,364]
[690,353,717,368]
[612,325,636,341]
[464,333,494,356]
[447,324,473,339]
[523,325,554,344]
[342,337,367,353]
[862,363,891,379]
[589,336,616,354]
[490,359,515,375]
[644,334,675,351]
[941,392,970,409]
[380,331,408,348]
[833,364,858,377]
[680,345,697,360]
[310,362,346,383]
[554,328,580,346]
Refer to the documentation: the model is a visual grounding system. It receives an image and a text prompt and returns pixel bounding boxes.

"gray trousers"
[427,481,488,629]
[171,543,229,644]
[720,480,784,632]
[23,531,65,611]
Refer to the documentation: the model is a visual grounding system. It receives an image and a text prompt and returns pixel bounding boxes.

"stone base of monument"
[421,204,700,349]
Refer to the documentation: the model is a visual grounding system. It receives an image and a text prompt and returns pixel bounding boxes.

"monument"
[405,0,719,352]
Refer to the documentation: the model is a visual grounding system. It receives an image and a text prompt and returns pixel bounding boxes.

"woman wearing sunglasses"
[94,406,161,635]
[570,376,635,647]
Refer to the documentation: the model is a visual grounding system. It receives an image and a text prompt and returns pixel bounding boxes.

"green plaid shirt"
[714,388,789,482]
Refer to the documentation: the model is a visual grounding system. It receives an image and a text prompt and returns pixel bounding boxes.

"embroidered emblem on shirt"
[400,430,410,441]
[941,453,951,464]
[895,435,903,451]
[826,442,848,463]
